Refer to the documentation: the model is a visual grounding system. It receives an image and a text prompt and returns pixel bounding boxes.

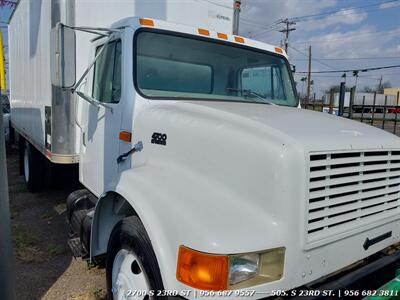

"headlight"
[176,246,285,291]
[229,253,260,285]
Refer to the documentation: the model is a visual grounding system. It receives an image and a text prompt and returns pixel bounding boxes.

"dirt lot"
[6,146,107,300]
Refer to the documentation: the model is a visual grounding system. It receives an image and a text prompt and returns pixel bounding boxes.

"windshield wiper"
[226,88,276,105]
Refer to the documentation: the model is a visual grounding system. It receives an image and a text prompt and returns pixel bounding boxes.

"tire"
[106,216,165,300]
[8,122,15,144]
[18,135,25,175]
[23,141,45,192]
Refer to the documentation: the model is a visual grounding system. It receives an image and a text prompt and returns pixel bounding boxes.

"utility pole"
[278,18,296,54]
[306,45,312,103]
[378,75,383,93]
[353,70,359,93]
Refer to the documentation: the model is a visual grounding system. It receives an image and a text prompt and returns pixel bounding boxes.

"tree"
[362,86,373,93]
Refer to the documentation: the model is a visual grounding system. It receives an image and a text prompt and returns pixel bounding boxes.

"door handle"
[117,141,143,164]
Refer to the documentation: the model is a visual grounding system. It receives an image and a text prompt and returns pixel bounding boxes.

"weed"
[47,244,66,256]
[12,226,44,263]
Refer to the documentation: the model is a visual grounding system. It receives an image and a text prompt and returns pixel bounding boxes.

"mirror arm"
[72,35,113,93]
[62,24,121,36]
[76,91,113,113]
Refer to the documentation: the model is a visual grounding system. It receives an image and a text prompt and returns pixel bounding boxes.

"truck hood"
[180,100,400,152]
[122,98,400,295]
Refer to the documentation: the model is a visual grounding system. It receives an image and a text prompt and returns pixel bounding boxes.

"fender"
[90,187,179,290]
[90,147,296,291]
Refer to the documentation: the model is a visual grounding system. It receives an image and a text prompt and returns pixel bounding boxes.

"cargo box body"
[8,0,234,163]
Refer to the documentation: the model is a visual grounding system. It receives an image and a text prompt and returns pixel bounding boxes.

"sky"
[0,0,399,98]
[239,0,400,97]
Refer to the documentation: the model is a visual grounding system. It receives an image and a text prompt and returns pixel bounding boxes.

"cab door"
[79,37,123,197]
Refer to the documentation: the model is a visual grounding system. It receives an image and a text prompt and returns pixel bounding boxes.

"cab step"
[67,237,87,258]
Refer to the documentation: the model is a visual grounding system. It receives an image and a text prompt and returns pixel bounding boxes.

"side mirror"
[50,23,76,88]
[290,64,296,73]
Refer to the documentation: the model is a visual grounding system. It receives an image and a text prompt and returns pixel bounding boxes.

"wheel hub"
[112,249,150,300]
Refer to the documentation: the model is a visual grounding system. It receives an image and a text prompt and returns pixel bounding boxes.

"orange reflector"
[275,47,283,54]
[119,131,132,142]
[217,32,228,40]
[198,28,210,36]
[234,36,245,43]
[139,18,154,27]
[176,246,228,291]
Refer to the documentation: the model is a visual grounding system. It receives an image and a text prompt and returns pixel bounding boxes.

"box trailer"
[323,92,397,107]
[8,0,400,299]
[8,0,234,187]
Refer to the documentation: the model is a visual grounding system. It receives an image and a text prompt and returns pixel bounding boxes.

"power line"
[278,19,296,53]
[241,19,282,30]
[296,64,400,74]
[242,0,399,33]
[289,46,339,71]
[241,20,281,37]
[291,28,400,45]
[242,0,400,39]
[246,19,284,38]
[290,0,400,22]
[192,0,232,9]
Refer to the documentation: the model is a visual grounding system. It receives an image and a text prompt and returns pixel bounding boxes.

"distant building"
[322,92,396,107]
[384,88,400,104]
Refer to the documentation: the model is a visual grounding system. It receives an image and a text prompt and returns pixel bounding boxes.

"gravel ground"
[6,145,107,300]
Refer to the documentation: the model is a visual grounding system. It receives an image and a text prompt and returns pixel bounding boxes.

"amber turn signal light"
[119,131,132,142]
[176,246,229,291]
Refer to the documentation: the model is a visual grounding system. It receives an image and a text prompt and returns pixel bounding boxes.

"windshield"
[135,30,297,106]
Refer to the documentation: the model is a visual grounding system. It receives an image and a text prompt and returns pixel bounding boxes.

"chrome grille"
[307,150,400,243]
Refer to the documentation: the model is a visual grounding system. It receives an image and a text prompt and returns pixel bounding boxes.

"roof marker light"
[234,36,244,43]
[139,18,154,27]
[275,47,283,54]
[198,28,210,36]
[217,33,228,40]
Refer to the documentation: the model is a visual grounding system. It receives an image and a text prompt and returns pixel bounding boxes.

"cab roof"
[112,16,289,59]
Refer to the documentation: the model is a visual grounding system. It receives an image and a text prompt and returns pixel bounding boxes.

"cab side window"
[241,65,287,100]
[92,40,122,103]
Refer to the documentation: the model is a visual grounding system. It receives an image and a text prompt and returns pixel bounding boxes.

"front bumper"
[169,245,400,300]
[288,246,400,300]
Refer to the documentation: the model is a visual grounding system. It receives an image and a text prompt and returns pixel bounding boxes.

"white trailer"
[323,91,397,107]
[9,0,400,299]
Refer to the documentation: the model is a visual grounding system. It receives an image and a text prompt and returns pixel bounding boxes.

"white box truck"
[8,0,400,299]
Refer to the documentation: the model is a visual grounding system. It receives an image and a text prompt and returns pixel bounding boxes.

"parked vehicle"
[8,0,400,299]
[388,107,400,114]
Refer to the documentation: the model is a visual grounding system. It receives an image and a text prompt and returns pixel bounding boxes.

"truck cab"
[60,17,400,299]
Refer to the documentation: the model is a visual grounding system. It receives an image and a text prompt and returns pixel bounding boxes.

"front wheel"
[106,216,165,300]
